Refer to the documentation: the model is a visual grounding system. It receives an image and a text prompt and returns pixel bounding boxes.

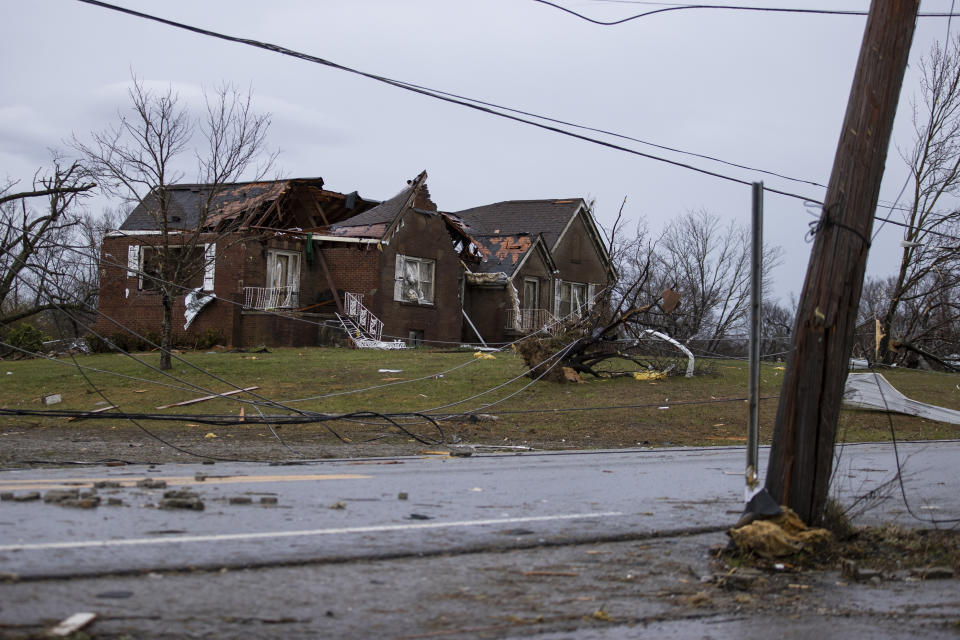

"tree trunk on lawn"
[160,287,174,370]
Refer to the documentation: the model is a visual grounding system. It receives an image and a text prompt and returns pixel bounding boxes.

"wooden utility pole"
[765,0,919,525]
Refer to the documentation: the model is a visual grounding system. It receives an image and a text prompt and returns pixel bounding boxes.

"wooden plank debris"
[50,612,97,637]
[156,386,259,410]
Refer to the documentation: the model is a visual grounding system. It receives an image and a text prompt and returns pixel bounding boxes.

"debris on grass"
[155,386,259,410]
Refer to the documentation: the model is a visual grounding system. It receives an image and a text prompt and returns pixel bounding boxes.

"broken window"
[557,281,588,318]
[394,255,435,304]
[138,245,204,292]
[265,249,301,308]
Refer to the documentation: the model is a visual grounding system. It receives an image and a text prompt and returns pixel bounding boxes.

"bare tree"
[877,34,960,365]
[760,299,794,360]
[0,157,95,333]
[75,76,273,369]
[647,209,781,353]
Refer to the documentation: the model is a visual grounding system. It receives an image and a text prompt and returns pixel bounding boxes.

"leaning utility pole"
[765,0,919,525]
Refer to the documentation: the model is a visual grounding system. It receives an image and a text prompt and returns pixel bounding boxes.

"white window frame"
[394,254,435,304]
[266,249,301,307]
[137,244,206,292]
[557,280,588,318]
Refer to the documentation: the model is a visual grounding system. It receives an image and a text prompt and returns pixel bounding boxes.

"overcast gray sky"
[2,0,957,301]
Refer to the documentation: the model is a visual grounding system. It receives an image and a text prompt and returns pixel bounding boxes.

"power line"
[532,0,960,26]
[72,0,820,204]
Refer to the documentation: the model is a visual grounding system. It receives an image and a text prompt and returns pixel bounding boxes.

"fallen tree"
[513,289,691,383]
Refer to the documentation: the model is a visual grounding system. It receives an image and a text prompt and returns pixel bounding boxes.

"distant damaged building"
[95,172,615,348]
[448,199,617,344]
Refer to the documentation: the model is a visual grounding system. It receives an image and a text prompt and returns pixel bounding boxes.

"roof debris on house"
[120,178,379,234]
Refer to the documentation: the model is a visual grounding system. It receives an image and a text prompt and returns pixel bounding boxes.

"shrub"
[193,328,224,350]
[6,324,50,355]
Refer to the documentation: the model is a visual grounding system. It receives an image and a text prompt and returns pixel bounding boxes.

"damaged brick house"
[95,173,466,347]
[448,199,617,345]
[95,171,614,348]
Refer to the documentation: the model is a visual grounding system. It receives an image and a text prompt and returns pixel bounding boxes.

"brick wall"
[376,210,463,345]
[95,234,243,347]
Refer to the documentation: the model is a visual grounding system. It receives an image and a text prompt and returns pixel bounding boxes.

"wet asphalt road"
[1,442,958,639]
[1,441,957,579]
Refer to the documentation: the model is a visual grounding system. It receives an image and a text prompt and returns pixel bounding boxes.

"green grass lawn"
[1,346,958,449]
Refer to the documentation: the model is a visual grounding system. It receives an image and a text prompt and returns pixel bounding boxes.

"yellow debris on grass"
[473,352,496,360]
[633,370,666,381]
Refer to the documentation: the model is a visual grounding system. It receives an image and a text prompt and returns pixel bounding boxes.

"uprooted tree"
[514,201,689,382]
[514,204,783,382]
[75,75,274,369]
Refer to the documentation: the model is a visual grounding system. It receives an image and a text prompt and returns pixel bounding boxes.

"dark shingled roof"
[327,171,428,240]
[328,182,414,231]
[451,199,585,250]
[119,181,298,231]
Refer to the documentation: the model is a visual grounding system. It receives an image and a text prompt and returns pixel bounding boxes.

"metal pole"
[747,181,763,501]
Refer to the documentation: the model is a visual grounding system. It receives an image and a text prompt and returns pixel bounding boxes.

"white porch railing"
[344,292,384,341]
[243,285,299,310]
[504,308,558,334]
[338,292,404,349]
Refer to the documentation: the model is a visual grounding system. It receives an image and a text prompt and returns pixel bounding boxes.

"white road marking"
[0,512,624,552]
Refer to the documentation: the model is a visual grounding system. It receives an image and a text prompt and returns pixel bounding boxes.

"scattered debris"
[633,370,666,381]
[844,372,960,425]
[715,568,768,591]
[521,570,579,577]
[41,393,62,405]
[93,481,122,489]
[911,566,955,580]
[329,500,347,509]
[107,497,124,506]
[137,478,168,489]
[205,432,218,439]
[229,496,253,505]
[49,612,97,637]
[43,489,80,503]
[260,496,278,505]
[9,492,41,502]
[473,352,496,360]
[450,447,474,457]
[408,513,432,520]
[378,369,403,373]
[160,490,204,510]
[398,492,409,500]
